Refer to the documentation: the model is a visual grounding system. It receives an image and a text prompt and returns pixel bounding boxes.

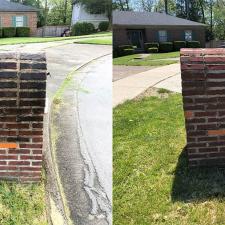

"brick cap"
[180,48,225,56]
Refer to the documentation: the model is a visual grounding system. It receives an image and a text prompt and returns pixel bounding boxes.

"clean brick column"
[0,52,46,182]
[181,48,225,167]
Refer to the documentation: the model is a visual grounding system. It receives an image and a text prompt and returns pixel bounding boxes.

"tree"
[112,0,131,11]
[47,0,72,25]
[155,0,176,14]
[77,0,112,26]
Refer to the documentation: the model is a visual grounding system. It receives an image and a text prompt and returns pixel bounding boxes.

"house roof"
[0,0,38,12]
[113,11,206,27]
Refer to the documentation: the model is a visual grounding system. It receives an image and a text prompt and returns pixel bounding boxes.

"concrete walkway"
[113,63,181,107]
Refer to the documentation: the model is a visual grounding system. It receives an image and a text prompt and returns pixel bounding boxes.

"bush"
[144,42,159,52]
[98,21,109,32]
[159,42,173,52]
[0,28,2,38]
[187,41,200,48]
[3,27,16,38]
[123,49,135,56]
[173,41,186,51]
[113,48,118,58]
[147,47,158,53]
[16,27,30,37]
[71,22,95,36]
[118,45,134,56]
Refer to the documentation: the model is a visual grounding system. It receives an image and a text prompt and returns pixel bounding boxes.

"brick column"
[181,48,225,167]
[0,52,46,182]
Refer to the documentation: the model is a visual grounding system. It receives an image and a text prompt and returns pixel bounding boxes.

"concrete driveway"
[113,63,181,107]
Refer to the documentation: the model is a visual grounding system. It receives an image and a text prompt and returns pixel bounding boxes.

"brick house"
[113,11,206,50]
[0,0,38,36]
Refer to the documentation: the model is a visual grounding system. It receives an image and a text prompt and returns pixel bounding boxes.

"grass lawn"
[0,32,111,45]
[113,51,179,66]
[0,181,47,225]
[74,36,112,45]
[114,93,225,225]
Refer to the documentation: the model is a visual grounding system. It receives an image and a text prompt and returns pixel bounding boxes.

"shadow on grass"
[171,147,225,202]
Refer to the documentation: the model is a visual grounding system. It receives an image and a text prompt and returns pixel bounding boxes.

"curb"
[45,52,112,225]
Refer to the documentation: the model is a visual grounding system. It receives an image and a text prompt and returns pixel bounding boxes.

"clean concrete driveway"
[113,63,181,107]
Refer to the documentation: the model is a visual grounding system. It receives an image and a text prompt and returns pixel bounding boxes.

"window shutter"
[167,31,171,42]
[12,16,16,27]
[182,31,185,41]
[192,31,196,41]
[23,15,28,27]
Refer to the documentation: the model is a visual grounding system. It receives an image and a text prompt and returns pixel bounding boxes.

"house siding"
[0,12,37,36]
[113,25,205,49]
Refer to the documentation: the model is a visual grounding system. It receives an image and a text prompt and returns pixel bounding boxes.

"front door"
[127,30,144,50]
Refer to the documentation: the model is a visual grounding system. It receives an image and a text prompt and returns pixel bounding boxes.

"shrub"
[187,41,200,48]
[113,48,118,58]
[144,42,159,52]
[3,27,16,38]
[173,41,186,51]
[123,49,135,56]
[159,42,173,52]
[147,47,158,53]
[16,27,30,37]
[71,22,95,36]
[118,45,134,56]
[0,28,2,38]
[98,21,109,31]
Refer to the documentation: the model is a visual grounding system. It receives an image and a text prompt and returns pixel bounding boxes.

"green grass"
[0,32,111,45]
[74,36,112,45]
[113,51,179,66]
[114,93,225,225]
[0,182,47,225]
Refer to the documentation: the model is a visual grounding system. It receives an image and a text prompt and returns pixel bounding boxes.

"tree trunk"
[63,0,68,24]
[165,0,168,14]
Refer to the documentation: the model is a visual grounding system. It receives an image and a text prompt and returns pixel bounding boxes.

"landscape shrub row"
[114,40,201,57]
[71,21,109,36]
[145,41,200,53]
[0,27,30,38]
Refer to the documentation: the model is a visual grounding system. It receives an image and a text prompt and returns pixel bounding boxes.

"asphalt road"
[77,55,112,204]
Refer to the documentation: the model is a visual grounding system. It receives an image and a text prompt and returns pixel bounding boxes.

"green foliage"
[0,28,3,38]
[0,182,47,225]
[47,0,73,25]
[144,42,159,52]
[147,47,158,53]
[187,41,200,48]
[173,41,186,51]
[71,22,96,36]
[113,51,179,66]
[3,27,16,38]
[98,21,109,31]
[117,45,134,56]
[213,0,225,39]
[78,0,111,15]
[16,27,30,37]
[114,94,225,225]
[159,42,173,52]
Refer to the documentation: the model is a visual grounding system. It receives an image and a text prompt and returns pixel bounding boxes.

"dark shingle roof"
[0,0,38,12]
[113,11,206,26]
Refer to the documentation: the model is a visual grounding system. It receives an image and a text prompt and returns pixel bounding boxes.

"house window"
[15,16,24,27]
[185,30,192,41]
[158,30,167,42]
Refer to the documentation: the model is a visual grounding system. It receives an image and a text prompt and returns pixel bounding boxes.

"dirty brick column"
[181,48,225,167]
[0,52,46,182]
